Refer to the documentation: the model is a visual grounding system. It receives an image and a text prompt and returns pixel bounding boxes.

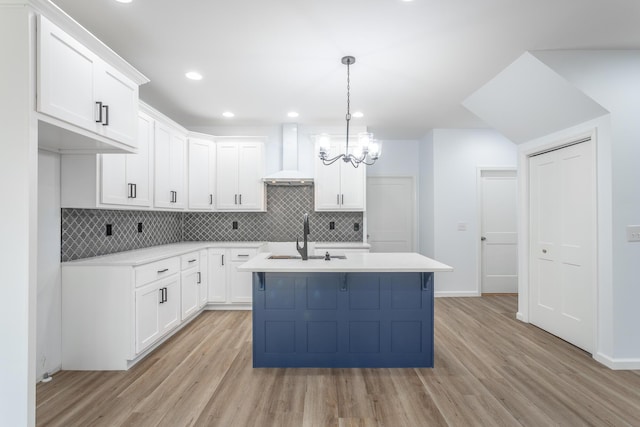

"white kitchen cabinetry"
[180,252,201,320]
[155,121,187,209]
[135,274,180,354]
[37,15,139,148]
[216,141,265,211]
[208,249,227,303]
[314,141,366,211]
[100,112,153,207]
[229,249,258,303]
[60,111,153,209]
[207,247,259,308]
[198,249,209,308]
[188,137,216,210]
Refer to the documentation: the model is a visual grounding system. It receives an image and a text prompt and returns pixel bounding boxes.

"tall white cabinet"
[314,141,366,211]
[216,141,265,211]
[154,121,187,209]
[188,137,216,210]
[100,112,153,207]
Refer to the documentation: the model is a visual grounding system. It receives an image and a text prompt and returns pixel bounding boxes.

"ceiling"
[51,0,640,139]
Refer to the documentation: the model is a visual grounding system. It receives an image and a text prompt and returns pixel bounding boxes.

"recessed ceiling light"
[185,71,203,81]
[353,111,364,118]
[115,0,133,3]
[222,111,235,118]
[287,111,299,118]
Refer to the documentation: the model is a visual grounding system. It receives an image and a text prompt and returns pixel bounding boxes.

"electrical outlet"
[329,221,335,230]
[627,225,640,242]
[137,222,143,233]
[106,224,112,236]
[354,223,360,231]
[232,221,238,230]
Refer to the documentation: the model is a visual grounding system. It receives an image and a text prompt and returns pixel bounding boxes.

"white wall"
[37,151,62,380]
[532,50,640,366]
[432,129,517,296]
[418,132,435,257]
[515,115,614,362]
[0,6,37,426]
[365,139,420,178]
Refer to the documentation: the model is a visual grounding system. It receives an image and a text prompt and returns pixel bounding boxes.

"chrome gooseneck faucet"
[296,213,310,260]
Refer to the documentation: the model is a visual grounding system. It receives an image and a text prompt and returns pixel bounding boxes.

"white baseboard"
[594,352,640,370]
[516,312,527,322]
[205,304,252,311]
[435,291,481,298]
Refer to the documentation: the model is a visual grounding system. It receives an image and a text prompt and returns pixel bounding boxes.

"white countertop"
[237,252,453,273]
[62,241,266,267]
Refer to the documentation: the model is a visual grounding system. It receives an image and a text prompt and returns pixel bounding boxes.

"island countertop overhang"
[237,252,453,273]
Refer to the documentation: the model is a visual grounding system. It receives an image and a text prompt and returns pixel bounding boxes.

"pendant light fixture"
[318,56,381,168]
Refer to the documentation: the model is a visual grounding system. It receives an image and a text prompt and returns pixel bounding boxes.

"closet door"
[529,140,595,353]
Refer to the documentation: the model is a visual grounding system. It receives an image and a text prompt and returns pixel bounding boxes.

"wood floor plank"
[36,297,640,427]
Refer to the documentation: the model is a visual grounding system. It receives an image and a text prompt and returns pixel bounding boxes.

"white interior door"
[529,140,595,353]
[366,177,414,252]
[481,170,518,293]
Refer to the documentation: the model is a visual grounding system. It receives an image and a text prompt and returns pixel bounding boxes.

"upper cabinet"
[100,112,153,207]
[188,137,216,210]
[216,141,265,211]
[154,121,187,209]
[37,15,142,150]
[314,141,366,211]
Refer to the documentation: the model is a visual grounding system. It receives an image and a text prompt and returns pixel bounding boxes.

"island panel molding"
[252,271,435,368]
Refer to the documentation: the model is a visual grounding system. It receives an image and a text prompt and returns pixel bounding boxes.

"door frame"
[365,176,417,252]
[517,129,598,352]
[476,167,518,295]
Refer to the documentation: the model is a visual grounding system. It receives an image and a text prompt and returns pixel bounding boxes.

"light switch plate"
[627,225,640,242]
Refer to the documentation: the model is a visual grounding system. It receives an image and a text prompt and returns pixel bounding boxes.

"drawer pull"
[197,272,201,284]
[237,254,250,257]
[188,259,197,263]
[157,268,169,274]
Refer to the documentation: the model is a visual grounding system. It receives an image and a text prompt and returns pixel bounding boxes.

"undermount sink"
[268,255,347,260]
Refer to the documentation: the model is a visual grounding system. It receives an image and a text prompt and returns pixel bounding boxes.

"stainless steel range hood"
[263,123,313,185]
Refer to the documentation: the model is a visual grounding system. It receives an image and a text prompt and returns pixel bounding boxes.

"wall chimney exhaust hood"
[263,123,313,185]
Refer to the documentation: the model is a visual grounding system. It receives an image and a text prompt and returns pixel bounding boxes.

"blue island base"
[252,272,434,368]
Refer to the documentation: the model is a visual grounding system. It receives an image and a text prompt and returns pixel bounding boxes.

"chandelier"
[318,56,381,168]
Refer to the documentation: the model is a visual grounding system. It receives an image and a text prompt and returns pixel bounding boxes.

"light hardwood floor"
[37,296,640,426]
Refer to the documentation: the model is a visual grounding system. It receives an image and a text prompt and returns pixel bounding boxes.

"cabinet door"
[94,62,139,148]
[169,132,187,208]
[100,113,152,207]
[229,261,253,303]
[188,138,216,210]
[100,153,128,205]
[314,141,342,211]
[155,123,186,209]
[125,113,152,207]
[339,161,366,211]
[181,268,200,320]
[159,276,181,334]
[215,143,239,210]
[207,249,227,303]
[198,250,208,307]
[135,281,162,354]
[237,143,264,210]
[37,15,98,133]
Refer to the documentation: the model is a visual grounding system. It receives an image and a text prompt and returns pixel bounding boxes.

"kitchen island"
[238,252,453,368]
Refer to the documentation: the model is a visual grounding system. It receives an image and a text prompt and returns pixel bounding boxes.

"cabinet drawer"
[135,257,180,287]
[180,252,200,270]
[230,248,258,262]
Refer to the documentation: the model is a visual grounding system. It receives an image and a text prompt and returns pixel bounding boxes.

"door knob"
[481,236,487,241]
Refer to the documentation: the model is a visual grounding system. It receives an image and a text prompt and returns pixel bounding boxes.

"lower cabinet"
[135,274,180,354]
[207,247,258,308]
